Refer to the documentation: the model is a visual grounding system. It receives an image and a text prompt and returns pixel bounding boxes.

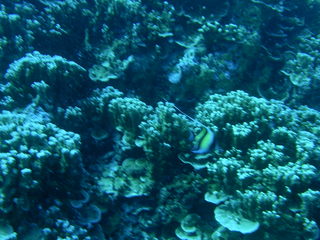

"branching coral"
[0,105,84,235]
[0,0,93,75]
[135,102,191,160]
[1,1,320,239]
[179,91,320,239]
[1,51,87,109]
[108,97,153,147]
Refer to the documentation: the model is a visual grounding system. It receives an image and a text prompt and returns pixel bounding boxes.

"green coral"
[281,52,315,88]
[108,97,153,147]
[98,158,153,198]
[280,32,320,106]
[152,172,207,225]
[199,20,259,47]
[74,86,123,134]
[0,106,82,216]
[0,0,320,239]
[179,91,320,239]
[1,51,86,109]
[0,0,91,76]
[135,102,191,159]
[175,214,209,240]
[214,205,260,234]
[89,53,133,82]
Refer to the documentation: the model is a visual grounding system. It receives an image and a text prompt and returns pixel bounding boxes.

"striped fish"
[164,98,215,154]
[191,127,215,154]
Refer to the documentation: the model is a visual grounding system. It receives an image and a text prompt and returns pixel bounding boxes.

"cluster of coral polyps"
[176,91,320,239]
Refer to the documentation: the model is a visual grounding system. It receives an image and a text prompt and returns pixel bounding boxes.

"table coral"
[98,158,154,198]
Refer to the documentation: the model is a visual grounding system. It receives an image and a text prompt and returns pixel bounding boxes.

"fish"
[165,99,215,154]
[191,127,215,154]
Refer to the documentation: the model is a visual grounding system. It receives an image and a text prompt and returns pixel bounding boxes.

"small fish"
[191,127,215,154]
[165,99,215,154]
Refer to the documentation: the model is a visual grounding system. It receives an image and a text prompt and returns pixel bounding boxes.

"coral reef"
[108,97,153,147]
[0,0,320,239]
[0,105,87,238]
[179,91,320,239]
[135,101,191,160]
[1,51,87,110]
[98,157,154,198]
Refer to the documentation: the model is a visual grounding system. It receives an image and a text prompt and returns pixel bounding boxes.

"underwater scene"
[1,0,320,239]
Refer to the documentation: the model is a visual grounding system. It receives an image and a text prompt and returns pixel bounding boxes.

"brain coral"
[180,91,320,239]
